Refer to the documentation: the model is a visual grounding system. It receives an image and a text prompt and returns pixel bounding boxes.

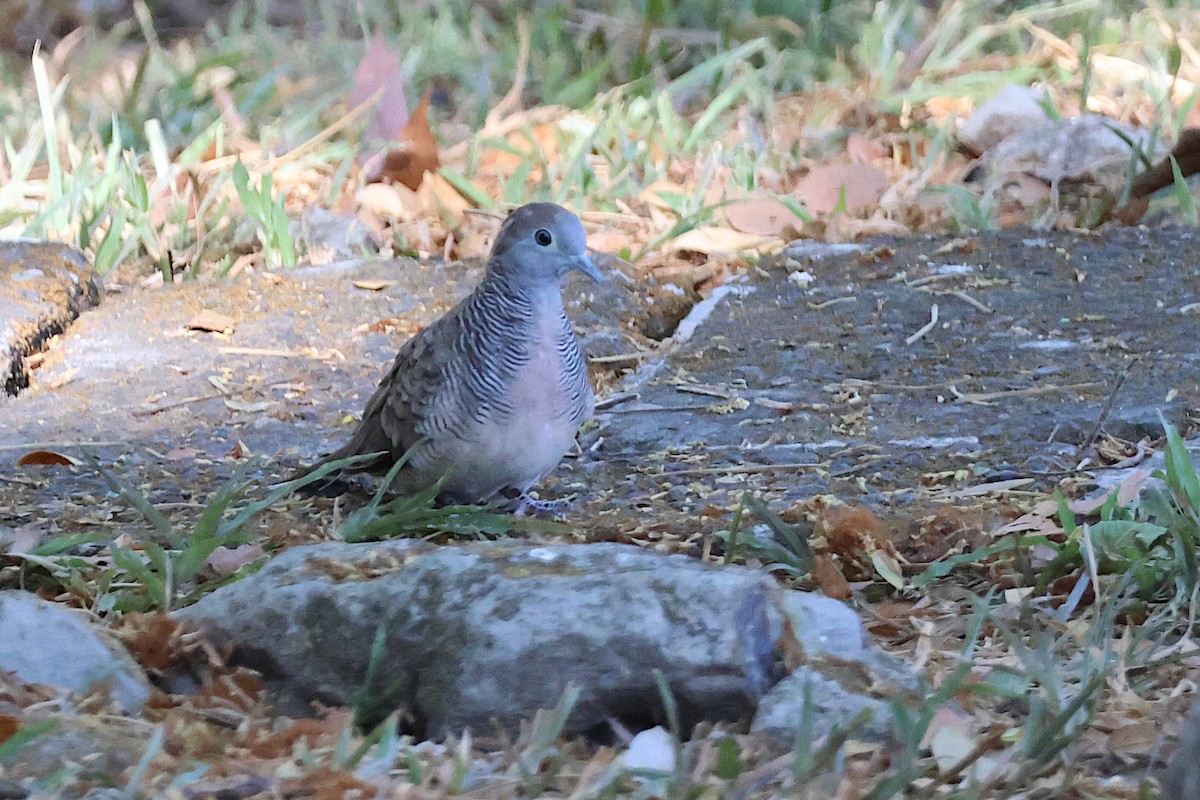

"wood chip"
[185,309,236,334]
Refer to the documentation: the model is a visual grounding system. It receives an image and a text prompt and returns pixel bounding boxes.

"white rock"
[623,726,676,772]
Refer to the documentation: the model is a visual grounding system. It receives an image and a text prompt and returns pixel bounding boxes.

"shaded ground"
[2,227,1198,547]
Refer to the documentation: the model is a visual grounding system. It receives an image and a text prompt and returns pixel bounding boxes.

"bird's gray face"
[489,202,603,285]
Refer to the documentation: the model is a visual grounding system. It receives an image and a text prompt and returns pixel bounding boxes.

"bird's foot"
[512,493,572,518]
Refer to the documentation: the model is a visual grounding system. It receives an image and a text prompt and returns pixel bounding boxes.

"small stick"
[654,462,826,478]
[131,392,225,417]
[588,351,654,364]
[605,404,711,414]
[905,303,939,345]
[218,346,301,358]
[1080,357,1140,452]
[953,381,1102,404]
[595,391,639,410]
[807,296,858,310]
[946,289,993,314]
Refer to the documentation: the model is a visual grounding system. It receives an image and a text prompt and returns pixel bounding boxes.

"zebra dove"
[296,202,601,506]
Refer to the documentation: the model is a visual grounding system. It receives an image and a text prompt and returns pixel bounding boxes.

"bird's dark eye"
[534,228,553,247]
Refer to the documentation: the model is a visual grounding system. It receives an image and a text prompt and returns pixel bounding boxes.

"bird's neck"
[482,273,566,313]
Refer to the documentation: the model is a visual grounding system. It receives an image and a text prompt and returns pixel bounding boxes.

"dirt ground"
[2,226,1198,551]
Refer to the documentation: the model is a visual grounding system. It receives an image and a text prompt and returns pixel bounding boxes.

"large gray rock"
[751,592,919,743]
[0,592,150,714]
[174,540,914,740]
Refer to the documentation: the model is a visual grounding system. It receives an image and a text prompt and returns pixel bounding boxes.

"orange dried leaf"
[16,449,80,466]
[794,163,890,215]
[117,613,188,671]
[377,88,440,191]
[723,195,804,237]
[812,554,851,600]
[0,714,18,743]
[246,713,350,758]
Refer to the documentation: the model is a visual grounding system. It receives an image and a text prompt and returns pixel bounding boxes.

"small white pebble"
[788,270,815,287]
[623,726,676,772]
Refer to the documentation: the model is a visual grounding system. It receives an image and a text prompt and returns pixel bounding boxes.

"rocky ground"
[1,226,1199,796]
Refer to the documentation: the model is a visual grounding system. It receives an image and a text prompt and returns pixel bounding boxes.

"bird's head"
[487,203,603,286]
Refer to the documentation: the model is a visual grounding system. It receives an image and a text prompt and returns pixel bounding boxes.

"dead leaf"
[0,523,45,554]
[16,449,81,466]
[846,132,888,163]
[0,714,18,744]
[359,182,421,220]
[794,163,890,215]
[185,309,236,334]
[246,712,350,758]
[723,195,804,237]
[812,554,851,600]
[223,398,270,413]
[1107,721,1157,754]
[280,766,379,799]
[375,87,440,191]
[115,613,187,671]
[204,544,266,579]
[922,707,976,771]
[352,280,393,291]
[417,170,473,217]
[349,31,409,145]
[666,226,778,256]
[165,448,200,461]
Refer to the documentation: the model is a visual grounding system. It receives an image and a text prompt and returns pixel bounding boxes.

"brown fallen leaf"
[0,714,18,745]
[811,554,851,600]
[794,162,890,215]
[723,195,805,236]
[16,449,81,466]
[376,87,440,191]
[1106,721,1158,754]
[203,544,266,579]
[185,309,236,334]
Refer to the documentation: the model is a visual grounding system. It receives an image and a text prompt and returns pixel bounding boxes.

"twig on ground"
[905,303,939,345]
[1080,357,1140,452]
[951,382,1102,404]
[131,393,225,417]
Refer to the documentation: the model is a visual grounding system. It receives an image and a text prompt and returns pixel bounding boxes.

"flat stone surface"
[573,227,1200,536]
[1,226,1198,558]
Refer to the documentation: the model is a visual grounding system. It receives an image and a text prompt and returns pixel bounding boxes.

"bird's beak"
[568,252,605,283]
